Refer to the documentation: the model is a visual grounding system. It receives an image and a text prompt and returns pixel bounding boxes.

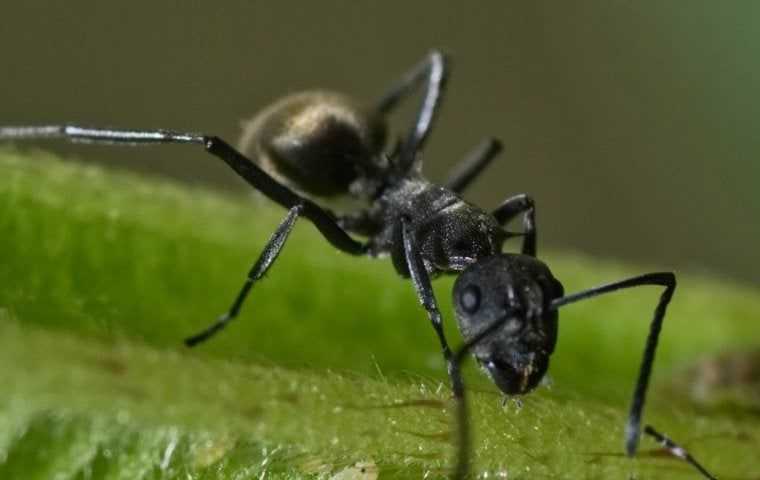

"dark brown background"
[2,2,758,284]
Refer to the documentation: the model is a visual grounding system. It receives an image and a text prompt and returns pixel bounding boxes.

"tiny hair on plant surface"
[0,50,716,479]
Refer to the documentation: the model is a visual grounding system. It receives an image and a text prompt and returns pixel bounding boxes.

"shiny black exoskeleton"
[0,51,715,479]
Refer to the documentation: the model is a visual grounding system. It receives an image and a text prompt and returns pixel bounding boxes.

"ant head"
[452,254,564,395]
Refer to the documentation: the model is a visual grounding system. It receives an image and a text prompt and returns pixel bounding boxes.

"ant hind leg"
[401,219,455,376]
[0,125,367,255]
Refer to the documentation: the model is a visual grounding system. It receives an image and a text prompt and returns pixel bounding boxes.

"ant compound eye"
[460,284,481,314]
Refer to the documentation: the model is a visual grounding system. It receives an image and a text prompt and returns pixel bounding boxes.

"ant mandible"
[1,51,715,479]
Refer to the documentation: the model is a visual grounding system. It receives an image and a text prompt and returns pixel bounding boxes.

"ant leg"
[185,206,301,347]
[401,219,455,378]
[550,273,679,458]
[449,343,471,479]
[492,194,536,256]
[444,137,503,194]
[401,218,474,479]
[448,304,522,479]
[0,125,366,255]
[643,425,718,480]
[373,51,449,170]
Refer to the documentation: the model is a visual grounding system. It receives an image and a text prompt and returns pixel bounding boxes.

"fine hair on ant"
[0,51,716,479]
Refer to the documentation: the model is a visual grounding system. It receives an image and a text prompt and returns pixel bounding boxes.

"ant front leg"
[400,219,455,381]
[401,219,475,479]
[492,194,537,256]
[444,137,503,194]
[548,272,719,480]
[447,304,518,480]
[373,51,449,171]
[550,272,676,457]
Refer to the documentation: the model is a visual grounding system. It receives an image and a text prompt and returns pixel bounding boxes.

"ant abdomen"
[238,91,389,200]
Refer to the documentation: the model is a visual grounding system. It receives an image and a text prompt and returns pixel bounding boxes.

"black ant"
[1,51,715,479]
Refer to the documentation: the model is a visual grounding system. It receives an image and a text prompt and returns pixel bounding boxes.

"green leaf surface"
[1,148,758,479]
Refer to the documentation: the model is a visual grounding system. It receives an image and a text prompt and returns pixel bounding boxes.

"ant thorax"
[366,176,507,276]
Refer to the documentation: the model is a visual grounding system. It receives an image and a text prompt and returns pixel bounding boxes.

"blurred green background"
[1,1,758,285]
